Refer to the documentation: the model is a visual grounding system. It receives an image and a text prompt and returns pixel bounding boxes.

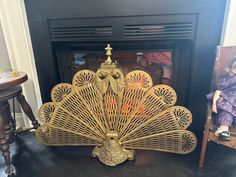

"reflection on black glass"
[72,51,172,86]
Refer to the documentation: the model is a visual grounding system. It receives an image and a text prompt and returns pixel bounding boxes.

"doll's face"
[231,61,236,75]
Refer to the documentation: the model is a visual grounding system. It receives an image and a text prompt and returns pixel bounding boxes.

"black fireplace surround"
[24,0,226,135]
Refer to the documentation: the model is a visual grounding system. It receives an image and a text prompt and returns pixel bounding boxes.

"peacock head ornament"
[95,44,125,97]
[36,44,197,166]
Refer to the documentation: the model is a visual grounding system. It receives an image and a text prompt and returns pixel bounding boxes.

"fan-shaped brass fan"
[36,44,197,166]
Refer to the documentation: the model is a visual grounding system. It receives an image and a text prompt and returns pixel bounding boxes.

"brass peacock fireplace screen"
[36,44,197,166]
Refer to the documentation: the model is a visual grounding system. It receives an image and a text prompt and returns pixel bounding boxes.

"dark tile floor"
[0,132,236,177]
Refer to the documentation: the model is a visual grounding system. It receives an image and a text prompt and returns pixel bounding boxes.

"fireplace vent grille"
[124,23,193,40]
[50,25,112,41]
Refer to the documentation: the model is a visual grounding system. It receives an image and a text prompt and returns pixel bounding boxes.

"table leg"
[0,102,14,143]
[0,102,15,175]
[17,94,40,129]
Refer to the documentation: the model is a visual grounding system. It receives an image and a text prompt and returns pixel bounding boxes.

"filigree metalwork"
[36,44,197,166]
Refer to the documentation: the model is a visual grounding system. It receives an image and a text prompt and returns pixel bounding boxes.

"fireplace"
[24,0,226,134]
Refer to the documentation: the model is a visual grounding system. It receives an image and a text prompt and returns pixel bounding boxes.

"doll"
[207,57,236,141]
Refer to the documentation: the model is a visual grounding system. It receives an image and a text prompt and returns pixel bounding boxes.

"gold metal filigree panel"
[36,44,197,166]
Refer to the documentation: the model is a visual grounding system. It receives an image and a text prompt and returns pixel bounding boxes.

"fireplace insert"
[24,0,226,134]
[53,40,192,105]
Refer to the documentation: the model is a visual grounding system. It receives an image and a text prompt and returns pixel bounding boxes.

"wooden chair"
[199,46,236,167]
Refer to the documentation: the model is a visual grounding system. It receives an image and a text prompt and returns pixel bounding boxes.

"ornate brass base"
[92,131,134,166]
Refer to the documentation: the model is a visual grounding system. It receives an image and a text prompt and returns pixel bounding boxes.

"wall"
[0,21,10,67]
[221,0,236,46]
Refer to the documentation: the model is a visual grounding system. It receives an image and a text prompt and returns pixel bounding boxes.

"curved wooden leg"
[0,102,15,175]
[17,94,40,129]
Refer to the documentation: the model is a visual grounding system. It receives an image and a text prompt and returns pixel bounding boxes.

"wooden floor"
[1,131,236,177]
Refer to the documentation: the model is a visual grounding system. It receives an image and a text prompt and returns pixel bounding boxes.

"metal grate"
[124,23,194,40]
[50,26,112,40]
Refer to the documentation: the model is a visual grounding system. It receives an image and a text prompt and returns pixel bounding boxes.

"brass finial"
[105,44,112,64]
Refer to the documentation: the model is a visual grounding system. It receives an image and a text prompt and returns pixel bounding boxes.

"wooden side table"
[0,72,40,175]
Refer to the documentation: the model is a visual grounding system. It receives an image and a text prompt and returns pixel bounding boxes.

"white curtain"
[0,1,42,128]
